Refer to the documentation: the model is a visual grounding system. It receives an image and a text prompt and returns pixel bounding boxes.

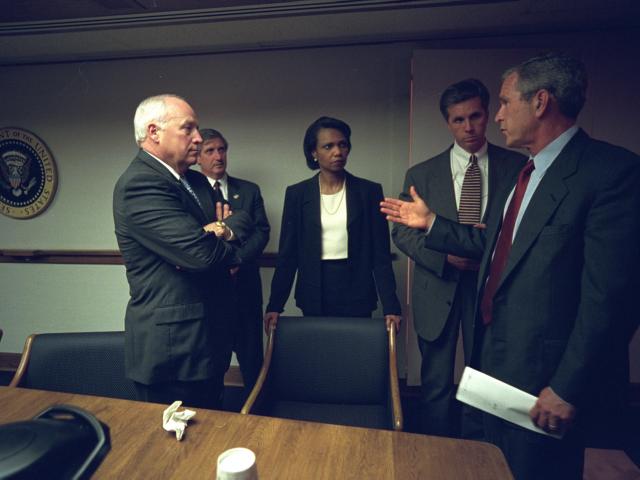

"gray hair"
[133,94,186,145]
[504,53,587,119]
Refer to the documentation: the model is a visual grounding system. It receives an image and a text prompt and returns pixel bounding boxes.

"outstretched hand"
[380,186,435,230]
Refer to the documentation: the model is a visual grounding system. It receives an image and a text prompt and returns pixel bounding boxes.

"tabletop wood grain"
[0,386,512,479]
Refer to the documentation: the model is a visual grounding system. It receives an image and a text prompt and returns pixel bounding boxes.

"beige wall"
[0,43,411,364]
[1,31,638,382]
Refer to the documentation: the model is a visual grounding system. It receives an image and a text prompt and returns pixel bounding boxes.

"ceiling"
[1,0,638,65]
[0,0,302,23]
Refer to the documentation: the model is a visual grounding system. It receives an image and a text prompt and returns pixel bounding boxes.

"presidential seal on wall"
[0,127,58,219]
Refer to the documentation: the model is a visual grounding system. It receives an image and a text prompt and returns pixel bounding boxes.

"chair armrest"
[388,327,403,431]
[9,334,36,387]
[240,325,275,414]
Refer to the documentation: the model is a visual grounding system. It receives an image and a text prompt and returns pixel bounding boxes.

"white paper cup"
[216,447,258,480]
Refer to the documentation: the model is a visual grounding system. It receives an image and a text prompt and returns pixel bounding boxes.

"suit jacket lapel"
[303,174,322,229]
[179,178,207,221]
[187,172,215,222]
[424,148,457,221]
[137,151,206,223]
[226,176,241,209]
[299,175,322,268]
[496,131,584,289]
[345,172,361,227]
[485,144,512,222]
[137,149,175,180]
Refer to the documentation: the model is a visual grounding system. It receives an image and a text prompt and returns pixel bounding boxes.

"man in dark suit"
[393,79,526,438]
[382,53,640,479]
[197,128,270,394]
[113,94,249,409]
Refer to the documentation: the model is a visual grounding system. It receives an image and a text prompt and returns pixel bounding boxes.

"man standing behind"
[393,78,525,437]
[114,95,248,409]
[197,128,270,394]
[382,53,640,479]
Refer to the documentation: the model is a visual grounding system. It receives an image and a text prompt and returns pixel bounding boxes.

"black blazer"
[267,171,401,316]
[113,150,248,384]
[424,130,640,421]
[392,144,525,349]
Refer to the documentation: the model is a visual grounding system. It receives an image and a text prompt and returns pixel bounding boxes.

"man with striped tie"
[383,53,640,479]
[392,79,526,438]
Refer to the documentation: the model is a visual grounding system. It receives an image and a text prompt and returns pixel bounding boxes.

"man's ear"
[148,123,160,142]
[534,89,551,118]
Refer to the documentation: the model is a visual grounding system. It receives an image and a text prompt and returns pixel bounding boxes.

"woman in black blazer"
[264,116,401,331]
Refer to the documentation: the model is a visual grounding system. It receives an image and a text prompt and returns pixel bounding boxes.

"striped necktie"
[179,176,203,210]
[458,154,482,224]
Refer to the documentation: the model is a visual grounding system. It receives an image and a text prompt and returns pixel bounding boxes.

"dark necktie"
[480,160,535,325]
[179,176,203,210]
[212,180,225,205]
[458,154,482,224]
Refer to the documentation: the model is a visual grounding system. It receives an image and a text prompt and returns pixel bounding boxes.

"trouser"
[417,271,481,438]
[483,414,584,480]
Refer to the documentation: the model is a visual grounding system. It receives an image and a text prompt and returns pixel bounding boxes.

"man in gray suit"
[197,128,270,395]
[113,94,248,409]
[382,53,640,479]
[393,79,525,437]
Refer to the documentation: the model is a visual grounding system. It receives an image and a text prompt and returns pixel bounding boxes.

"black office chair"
[241,316,403,431]
[9,331,137,400]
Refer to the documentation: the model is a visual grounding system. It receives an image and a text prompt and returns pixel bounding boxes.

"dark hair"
[200,128,228,149]
[503,52,587,119]
[439,78,490,120]
[303,116,352,170]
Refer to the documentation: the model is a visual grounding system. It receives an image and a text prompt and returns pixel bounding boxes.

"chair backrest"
[271,316,388,404]
[9,331,137,400]
[242,316,403,430]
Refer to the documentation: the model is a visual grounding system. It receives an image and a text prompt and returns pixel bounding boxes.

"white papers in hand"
[163,400,196,441]
[456,367,562,439]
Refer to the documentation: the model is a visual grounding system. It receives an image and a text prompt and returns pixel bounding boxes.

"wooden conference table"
[0,386,512,479]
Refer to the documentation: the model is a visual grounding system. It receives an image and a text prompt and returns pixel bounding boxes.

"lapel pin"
[233,194,240,199]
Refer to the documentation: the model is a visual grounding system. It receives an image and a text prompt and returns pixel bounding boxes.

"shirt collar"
[144,149,181,180]
[531,125,579,174]
[206,173,228,188]
[451,140,488,167]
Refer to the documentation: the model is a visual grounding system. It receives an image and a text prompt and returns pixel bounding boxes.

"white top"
[450,141,489,218]
[320,182,348,260]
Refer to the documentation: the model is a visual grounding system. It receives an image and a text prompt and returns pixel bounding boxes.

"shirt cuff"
[424,215,438,236]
